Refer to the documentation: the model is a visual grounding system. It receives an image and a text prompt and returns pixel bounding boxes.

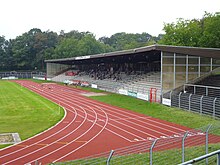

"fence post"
[200,96,204,114]
[179,92,182,108]
[150,139,158,165]
[182,131,188,163]
[218,152,220,165]
[170,90,173,100]
[106,150,114,165]
[213,98,217,118]
[206,125,212,165]
[189,94,192,111]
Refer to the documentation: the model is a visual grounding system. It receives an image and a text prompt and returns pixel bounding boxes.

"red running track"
[0,80,201,164]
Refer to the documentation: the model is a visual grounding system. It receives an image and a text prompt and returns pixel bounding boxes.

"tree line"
[0,12,219,71]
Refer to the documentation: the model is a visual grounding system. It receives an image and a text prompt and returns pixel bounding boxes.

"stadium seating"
[51,69,161,101]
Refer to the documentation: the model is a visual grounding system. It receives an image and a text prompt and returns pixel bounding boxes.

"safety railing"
[53,124,220,165]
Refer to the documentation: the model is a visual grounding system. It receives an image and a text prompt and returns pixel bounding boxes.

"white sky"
[0,0,219,39]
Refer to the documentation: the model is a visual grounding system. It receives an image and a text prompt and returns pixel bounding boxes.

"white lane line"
[109,116,151,121]
[13,82,113,164]
[54,91,164,138]
[52,104,109,163]
[29,85,141,142]
[28,101,99,164]
[0,89,72,158]
[0,107,74,159]
[41,87,148,140]
[3,102,88,164]
[59,88,186,134]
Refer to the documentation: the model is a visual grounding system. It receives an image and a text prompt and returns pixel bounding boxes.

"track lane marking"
[0,107,76,159]
[52,103,109,163]
[24,84,136,142]
[60,89,187,135]
[3,103,88,164]
[28,101,100,164]
[2,81,191,164]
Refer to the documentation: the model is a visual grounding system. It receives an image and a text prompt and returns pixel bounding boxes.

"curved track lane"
[1,80,219,164]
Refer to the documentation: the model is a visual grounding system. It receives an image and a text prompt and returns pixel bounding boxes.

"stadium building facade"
[45,44,220,116]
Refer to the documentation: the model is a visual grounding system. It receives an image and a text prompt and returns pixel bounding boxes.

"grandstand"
[45,44,220,118]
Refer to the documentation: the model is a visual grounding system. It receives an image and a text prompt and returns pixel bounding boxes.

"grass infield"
[0,80,64,149]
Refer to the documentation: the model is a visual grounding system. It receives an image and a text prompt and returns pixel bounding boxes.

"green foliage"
[8,28,59,71]
[199,12,220,48]
[0,36,9,70]
[52,33,113,59]
[159,12,220,48]
[99,32,156,51]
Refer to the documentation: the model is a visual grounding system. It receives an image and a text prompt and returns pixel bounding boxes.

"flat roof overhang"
[45,44,220,65]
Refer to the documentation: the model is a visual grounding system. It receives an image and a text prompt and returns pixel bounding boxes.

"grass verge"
[90,93,220,131]
[0,80,64,149]
[52,143,220,165]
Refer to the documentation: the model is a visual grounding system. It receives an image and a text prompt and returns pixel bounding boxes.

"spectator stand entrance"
[45,44,220,118]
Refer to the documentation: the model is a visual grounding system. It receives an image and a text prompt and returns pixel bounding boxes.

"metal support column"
[174,53,176,89]
[213,98,217,118]
[218,152,220,165]
[206,125,212,165]
[161,51,163,101]
[182,131,189,163]
[186,55,188,83]
[150,139,158,165]
[200,96,204,114]
[198,56,201,77]
[189,94,192,111]
[179,92,182,108]
[106,150,114,165]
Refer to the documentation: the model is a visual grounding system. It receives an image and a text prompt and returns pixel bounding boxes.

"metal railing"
[53,124,220,165]
[179,149,220,165]
[168,91,220,119]
[184,84,220,98]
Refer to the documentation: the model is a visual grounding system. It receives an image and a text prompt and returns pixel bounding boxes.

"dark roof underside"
[45,44,220,65]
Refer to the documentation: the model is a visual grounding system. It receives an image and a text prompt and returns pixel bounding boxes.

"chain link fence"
[52,124,220,165]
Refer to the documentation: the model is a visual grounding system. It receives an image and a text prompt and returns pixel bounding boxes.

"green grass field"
[90,93,220,130]
[0,80,64,149]
[55,143,220,165]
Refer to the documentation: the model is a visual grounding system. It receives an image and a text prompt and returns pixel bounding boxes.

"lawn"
[0,80,64,149]
[90,93,220,131]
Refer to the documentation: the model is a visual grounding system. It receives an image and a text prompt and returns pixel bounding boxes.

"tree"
[99,32,155,51]
[159,12,220,48]
[54,33,113,59]
[54,37,79,58]
[9,28,59,70]
[159,18,202,46]
[199,12,220,48]
[0,36,9,70]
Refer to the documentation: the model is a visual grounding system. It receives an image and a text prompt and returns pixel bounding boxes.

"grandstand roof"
[45,44,220,64]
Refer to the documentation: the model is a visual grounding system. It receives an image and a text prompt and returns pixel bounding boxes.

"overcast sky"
[1,0,219,39]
